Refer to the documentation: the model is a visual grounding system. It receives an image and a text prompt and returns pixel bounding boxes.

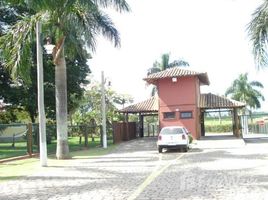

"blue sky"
[88,0,268,111]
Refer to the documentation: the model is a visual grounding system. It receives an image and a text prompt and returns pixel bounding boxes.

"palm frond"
[67,4,120,50]
[248,1,268,69]
[0,13,44,81]
[225,86,235,96]
[250,80,264,88]
[90,0,130,12]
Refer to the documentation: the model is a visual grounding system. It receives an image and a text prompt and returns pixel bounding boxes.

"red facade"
[157,76,201,139]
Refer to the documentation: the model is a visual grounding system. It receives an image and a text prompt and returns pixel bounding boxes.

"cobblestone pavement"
[136,136,268,200]
[1,136,268,200]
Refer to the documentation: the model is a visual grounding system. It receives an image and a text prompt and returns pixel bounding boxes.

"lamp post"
[101,71,107,148]
[36,21,47,166]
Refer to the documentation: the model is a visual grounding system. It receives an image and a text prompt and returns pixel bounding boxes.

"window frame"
[180,111,193,119]
[163,112,176,120]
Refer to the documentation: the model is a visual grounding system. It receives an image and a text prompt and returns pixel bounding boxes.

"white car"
[157,126,190,153]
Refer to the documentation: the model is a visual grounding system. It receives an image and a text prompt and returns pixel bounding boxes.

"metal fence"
[143,123,159,137]
[241,114,268,136]
[0,123,113,160]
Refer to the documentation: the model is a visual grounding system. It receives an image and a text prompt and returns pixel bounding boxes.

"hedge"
[205,124,232,133]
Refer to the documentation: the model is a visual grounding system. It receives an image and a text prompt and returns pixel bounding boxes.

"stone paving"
[0,136,268,200]
[136,136,268,200]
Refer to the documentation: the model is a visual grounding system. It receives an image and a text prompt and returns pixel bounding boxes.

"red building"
[144,67,209,139]
[120,67,245,139]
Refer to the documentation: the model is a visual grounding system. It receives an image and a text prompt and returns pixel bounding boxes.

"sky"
[88,0,268,111]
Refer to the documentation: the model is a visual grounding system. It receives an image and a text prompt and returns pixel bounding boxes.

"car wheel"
[183,147,188,152]
[158,147,163,153]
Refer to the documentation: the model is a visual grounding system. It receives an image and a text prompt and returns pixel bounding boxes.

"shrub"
[205,124,232,133]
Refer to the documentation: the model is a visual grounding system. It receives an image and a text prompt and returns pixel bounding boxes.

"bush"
[188,134,193,143]
[205,124,232,133]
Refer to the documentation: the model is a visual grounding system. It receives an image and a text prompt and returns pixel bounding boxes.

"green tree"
[72,82,129,126]
[147,53,189,96]
[0,0,130,159]
[225,73,265,109]
[0,6,90,124]
[248,1,268,69]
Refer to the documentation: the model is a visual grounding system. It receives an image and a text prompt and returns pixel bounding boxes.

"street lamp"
[101,71,107,148]
[36,22,47,166]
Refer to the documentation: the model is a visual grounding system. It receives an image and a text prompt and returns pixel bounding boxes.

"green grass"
[204,117,233,126]
[0,143,117,182]
[0,136,113,160]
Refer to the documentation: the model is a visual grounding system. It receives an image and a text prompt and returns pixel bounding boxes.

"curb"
[0,154,39,164]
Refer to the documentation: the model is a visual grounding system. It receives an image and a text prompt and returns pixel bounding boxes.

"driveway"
[0,136,268,200]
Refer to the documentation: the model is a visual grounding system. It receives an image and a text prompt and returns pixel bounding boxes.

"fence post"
[27,123,33,156]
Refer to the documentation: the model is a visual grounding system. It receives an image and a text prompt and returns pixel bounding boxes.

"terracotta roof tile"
[199,93,246,109]
[119,96,158,113]
[119,93,245,113]
[143,67,210,85]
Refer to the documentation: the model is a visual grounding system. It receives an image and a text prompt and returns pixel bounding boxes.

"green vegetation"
[0,0,130,159]
[248,1,268,69]
[0,137,113,160]
[205,117,233,133]
[225,73,264,109]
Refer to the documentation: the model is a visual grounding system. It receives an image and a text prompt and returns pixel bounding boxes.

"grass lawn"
[0,136,113,160]
[0,143,117,182]
[204,117,233,126]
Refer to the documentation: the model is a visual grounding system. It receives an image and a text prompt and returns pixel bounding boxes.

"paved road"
[0,136,268,200]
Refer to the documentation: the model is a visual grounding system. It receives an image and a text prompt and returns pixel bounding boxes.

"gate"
[241,114,268,137]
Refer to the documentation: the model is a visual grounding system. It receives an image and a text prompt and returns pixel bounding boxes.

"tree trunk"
[55,48,69,159]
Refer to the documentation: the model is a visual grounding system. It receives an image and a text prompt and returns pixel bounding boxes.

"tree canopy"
[225,73,265,109]
[0,4,91,123]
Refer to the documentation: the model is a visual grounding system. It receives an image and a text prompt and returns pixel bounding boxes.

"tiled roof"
[119,93,245,114]
[199,93,246,109]
[143,67,210,85]
[119,96,158,113]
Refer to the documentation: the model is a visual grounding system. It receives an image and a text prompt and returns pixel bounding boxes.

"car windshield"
[160,127,184,135]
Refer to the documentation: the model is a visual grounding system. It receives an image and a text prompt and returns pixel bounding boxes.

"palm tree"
[248,1,268,69]
[0,0,130,159]
[147,53,189,96]
[225,73,265,109]
[147,53,189,75]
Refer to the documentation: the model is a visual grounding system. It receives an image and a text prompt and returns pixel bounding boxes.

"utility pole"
[101,71,107,148]
[36,21,47,166]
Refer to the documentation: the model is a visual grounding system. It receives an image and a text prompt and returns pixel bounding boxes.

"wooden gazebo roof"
[143,67,210,86]
[119,93,245,114]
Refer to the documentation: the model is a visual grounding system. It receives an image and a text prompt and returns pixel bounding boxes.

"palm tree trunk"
[55,47,69,159]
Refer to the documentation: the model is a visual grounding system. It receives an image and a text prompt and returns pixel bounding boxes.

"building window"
[180,111,193,119]
[163,112,176,119]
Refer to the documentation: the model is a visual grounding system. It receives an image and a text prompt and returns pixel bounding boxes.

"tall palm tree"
[225,73,265,109]
[248,0,268,69]
[0,0,130,159]
[147,53,189,96]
